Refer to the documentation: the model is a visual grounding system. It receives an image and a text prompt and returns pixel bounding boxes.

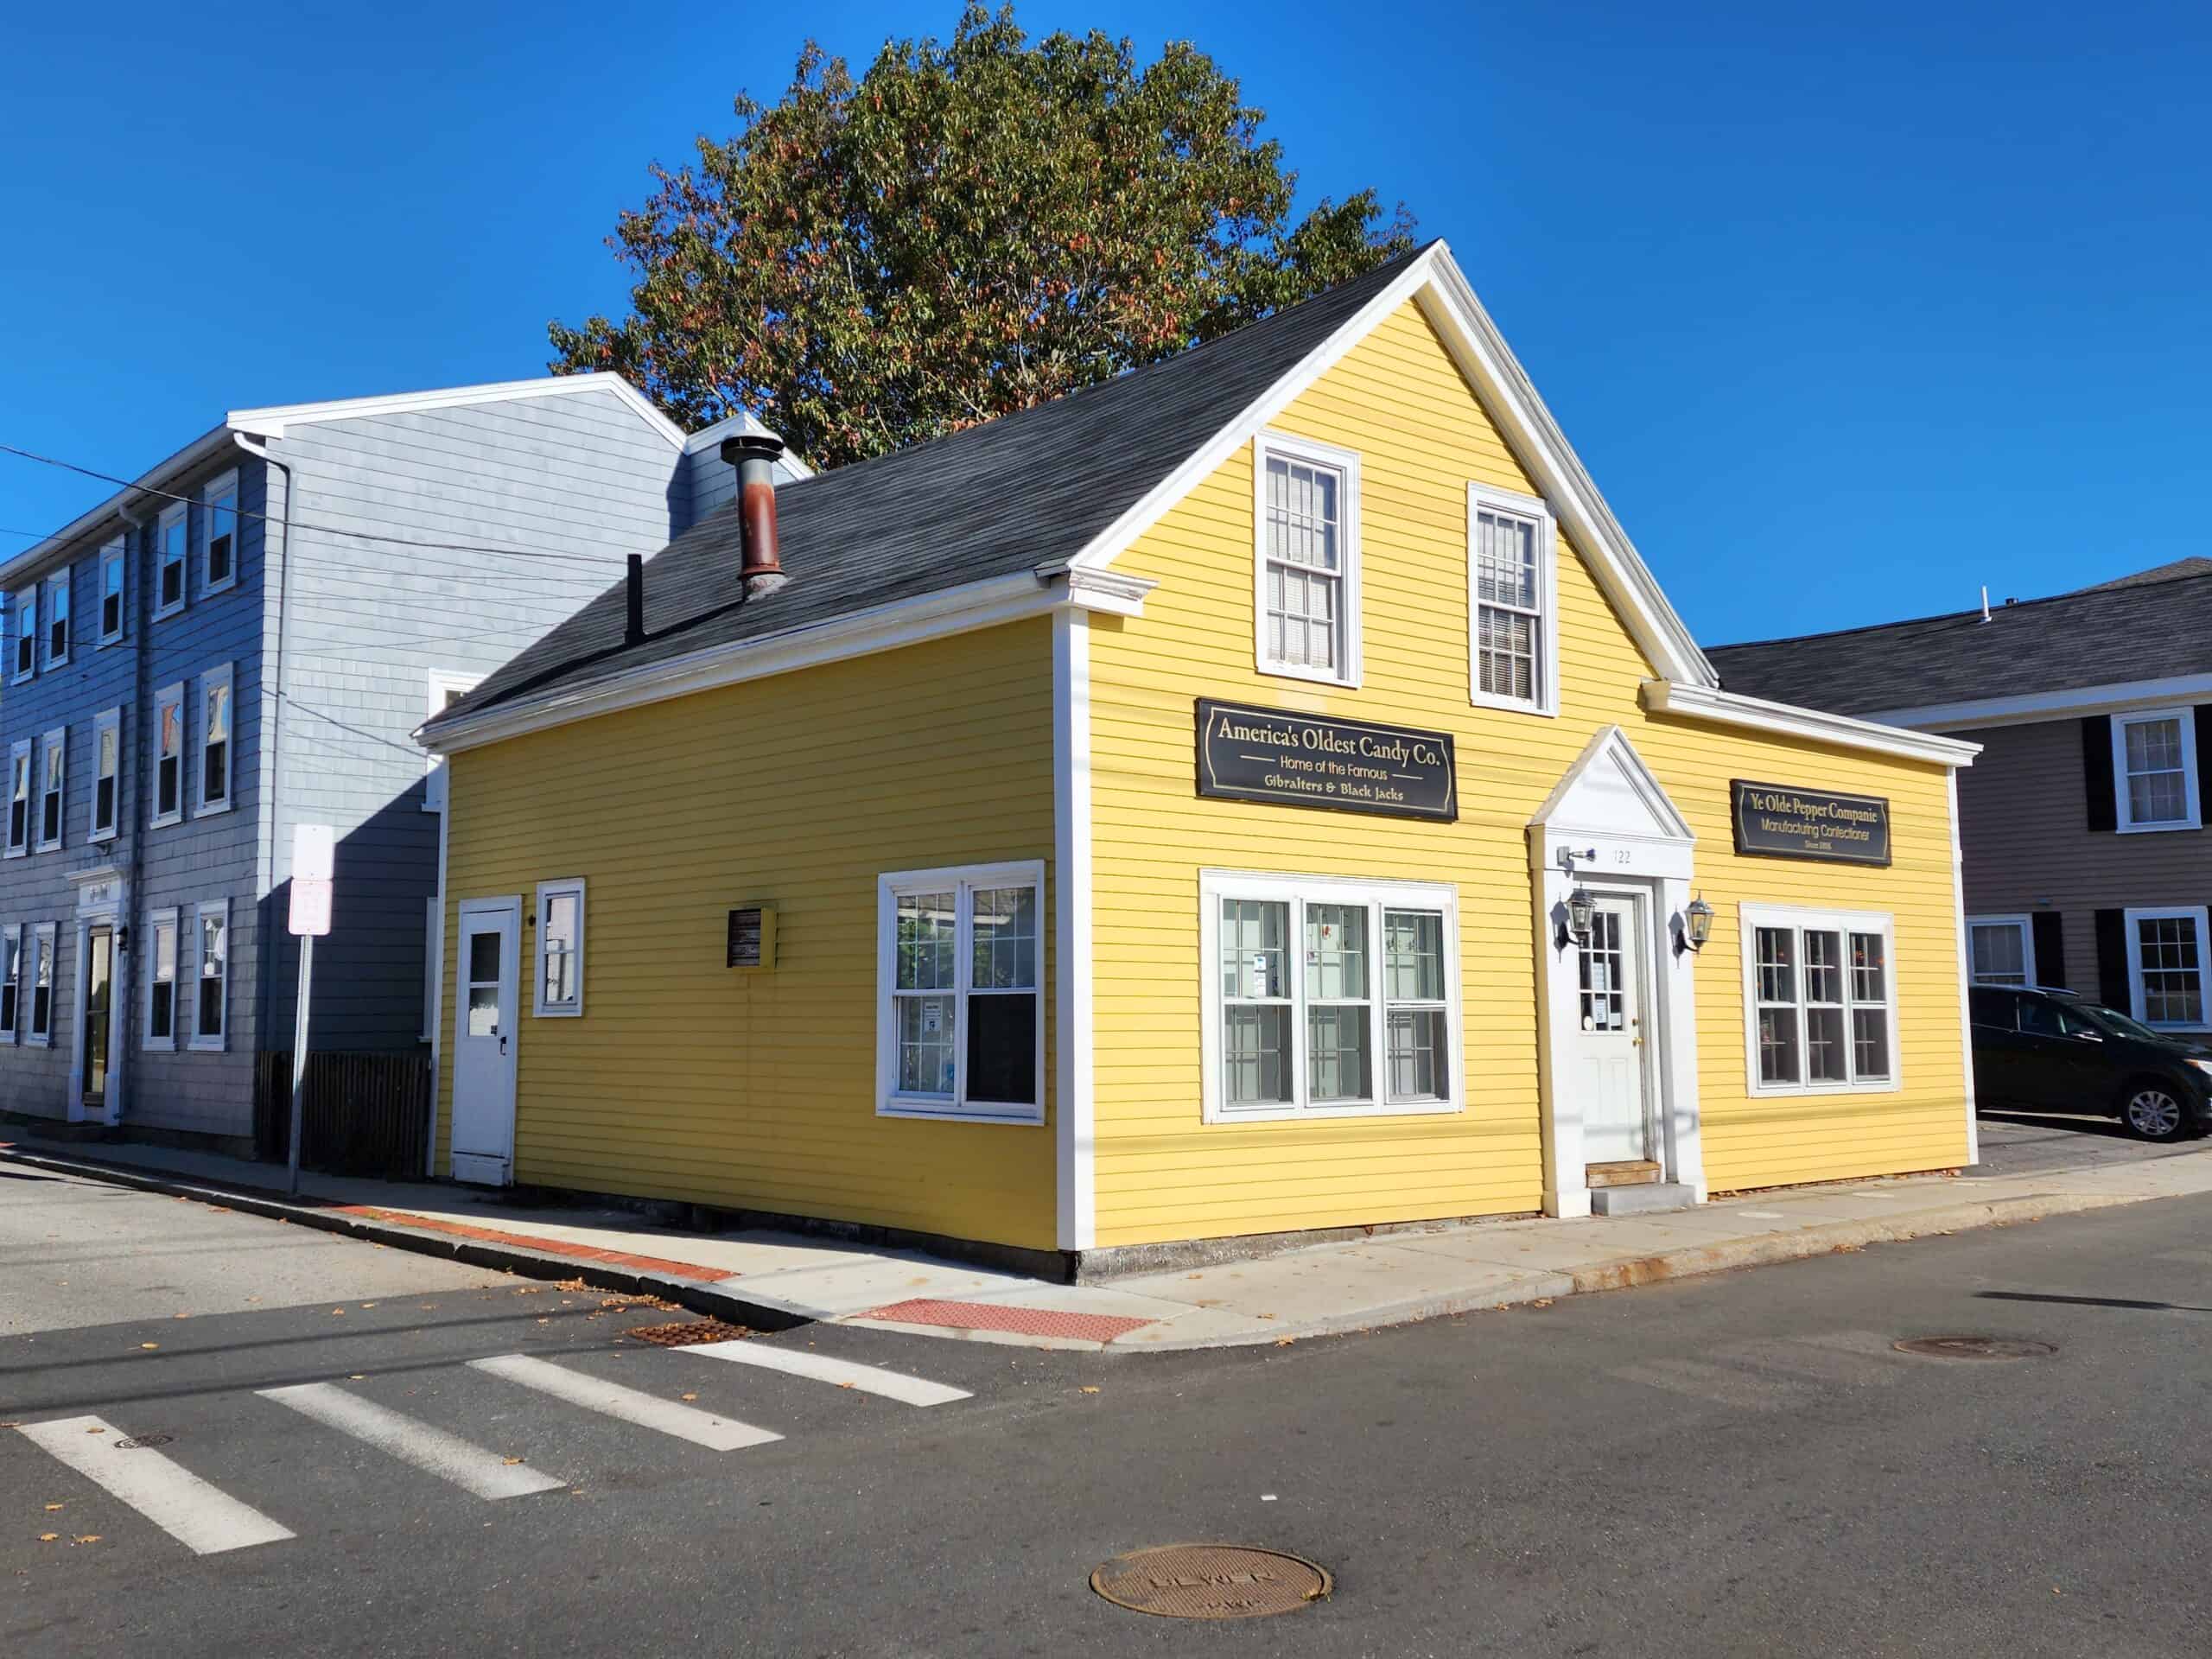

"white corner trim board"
[1642,679,1980,768]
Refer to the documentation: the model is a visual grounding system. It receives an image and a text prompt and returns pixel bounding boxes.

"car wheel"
[2120,1084,2190,1142]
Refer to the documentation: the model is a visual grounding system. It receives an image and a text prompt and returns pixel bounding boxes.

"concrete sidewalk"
[7,1129,2210,1352]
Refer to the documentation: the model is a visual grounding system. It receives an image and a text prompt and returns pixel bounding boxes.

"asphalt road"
[6,1166,2211,1657]
[1974,1107,2211,1178]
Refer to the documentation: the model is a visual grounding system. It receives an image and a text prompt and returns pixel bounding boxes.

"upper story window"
[876,861,1045,1122]
[1742,905,1897,1096]
[2124,905,2209,1029]
[198,664,233,813]
[4,741,26,858]
[2112,709,2200,832]
[1467,482,1558,716]
[99,539,125,645]
[37,728,65,853]
[203,471,238,594]
[1254,432,1361,687]
[12,588,34,682]
[156,504,188,619]
[92,709,121,842]
[44,571,69,668]
[153,683,184,827]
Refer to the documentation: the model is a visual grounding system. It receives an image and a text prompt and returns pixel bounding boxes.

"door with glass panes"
[1573,894,1652,1166]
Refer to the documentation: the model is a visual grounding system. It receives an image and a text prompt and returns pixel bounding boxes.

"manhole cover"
[1893,1336,2057,1362]
[1090,1544,1331,1620]
[114,1434,174,1450]
[625,1319,747,1347]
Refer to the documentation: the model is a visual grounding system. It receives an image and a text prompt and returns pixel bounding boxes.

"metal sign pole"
[288,932,313,1198]
[285,823,336,1200]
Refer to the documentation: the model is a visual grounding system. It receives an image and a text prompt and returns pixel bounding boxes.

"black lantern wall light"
[1555,847,1597,949]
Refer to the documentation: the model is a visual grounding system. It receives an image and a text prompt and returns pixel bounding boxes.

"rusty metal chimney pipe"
[720,433,787,598]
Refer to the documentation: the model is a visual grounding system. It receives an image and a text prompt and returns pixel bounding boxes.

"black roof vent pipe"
[625,554,645,645]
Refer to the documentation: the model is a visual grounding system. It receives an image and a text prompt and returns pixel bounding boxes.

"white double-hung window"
[36,728,64,852]
[1967,915,2034,987]
[91,709,120,842]
[202,471,238,594]
[99,539,125,644]
[2124,905,2210,1029]
[193,899,228,1050]
[1254,432,1360,686]
[1202,870,1459,1122]
[156,504,188,618]
[197,664,233,812]
[44,570,69,668]
[28,923,55,1046]
[1467,483,1558,715]
[152,683,184,826]
[1743,905,1897,1095]
[2112,709,2199,831]
[12,588,34,682]
[534,879,585,1017]
[145,909,180,1047]
[5,740,28,857]
[877,861,1044,1122]
[0,925,19,1039]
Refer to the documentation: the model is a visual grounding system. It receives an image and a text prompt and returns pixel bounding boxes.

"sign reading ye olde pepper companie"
[1195,699,1457,822]
[1731,780,1891,867]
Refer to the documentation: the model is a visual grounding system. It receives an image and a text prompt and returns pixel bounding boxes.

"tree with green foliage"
[550,4,1415,469]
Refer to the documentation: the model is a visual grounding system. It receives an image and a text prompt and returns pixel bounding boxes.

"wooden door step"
[1586,1160,1662,1189]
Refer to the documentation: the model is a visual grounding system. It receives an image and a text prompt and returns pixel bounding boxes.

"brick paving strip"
[854,1299,1155,1343]
[330,1205,731,1284]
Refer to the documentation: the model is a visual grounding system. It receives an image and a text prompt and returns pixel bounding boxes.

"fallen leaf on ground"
[360,1303,377,1310]
[73,1535,101,1545]
[837,1382,855,1389]
[1274,1338,1296,1347]
[680,1393,697,1402]
[139,1343,158,1351]
[330,1308,345,1316]
[502,1457,524,1466]
[43,1503,62,1512]
[348,1375,365,1382]
[84,1427,105,1435]
[38,1534,58,1543]
[1530,1298,1555,1308]
[1079,1386,1101,1395]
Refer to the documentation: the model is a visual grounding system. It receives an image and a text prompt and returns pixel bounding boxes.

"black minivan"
[1969,984,2212,1141]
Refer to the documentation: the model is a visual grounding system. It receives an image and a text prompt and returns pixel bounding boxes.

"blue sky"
[3,1,2205,645]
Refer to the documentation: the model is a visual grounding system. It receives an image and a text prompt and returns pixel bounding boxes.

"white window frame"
[1199,868,1462,1123]
[875,859,1046,1124]
[201,469,238,596]
[98,538,126,646]
[1252,430,1362,689]
[151,682,185,828]
[90,708,121,843]
[0,923,20,1043]
[2123,904,2211,1030]
[1739,903,1901,1097]
[196,663,234,815]
[12,586,34,683]
[35,726,65,853]
[144,907,180,1049]
[1465,480,1560,717]
[1967,914,2036,988]
[2111,707,2200,833]
[190,899,228,1052]
[4,739,29,859]
[155,502,188,620]
[423,670,481,812]
[26,922,55,1047]
[533,878,586,1018]
[44,569,70,669]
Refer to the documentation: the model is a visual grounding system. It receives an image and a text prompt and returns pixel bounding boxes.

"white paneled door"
[450,897,520,1185]
[1573,895,1653,1166]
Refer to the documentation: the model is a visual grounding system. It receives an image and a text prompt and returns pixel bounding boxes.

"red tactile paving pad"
[332,1205,730,1283]
[858,1298,1154,1342]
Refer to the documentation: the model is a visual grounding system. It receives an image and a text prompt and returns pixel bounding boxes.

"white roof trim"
[1063,239,1718,690]
[1859,672,2212,732]
[1642,679,1980,768]
[229,372,687,448]
[0,424,235,588]
[1529,723,1696,842]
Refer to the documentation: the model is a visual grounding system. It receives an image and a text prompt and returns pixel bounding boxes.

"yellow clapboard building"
[420,242,1979,1275]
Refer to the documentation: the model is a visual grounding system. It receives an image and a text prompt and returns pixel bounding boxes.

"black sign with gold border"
[1195,699,1457,822]
[1730,780,1891,867]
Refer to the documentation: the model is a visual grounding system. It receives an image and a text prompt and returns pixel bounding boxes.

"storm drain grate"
[1893,1336,2057,1362]
[1090,1545,1332,1619]
[113,1434,174,1450]
[624,1319,749,1347]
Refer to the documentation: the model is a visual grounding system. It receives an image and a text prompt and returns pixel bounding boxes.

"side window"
[203,471,238,594]
[197,664,234,812]
[2111,709,2200,832]
[44,570,69,668]
[99,539,126,644]
[12,587,34,682]
[156,505,188,619]
[152,683,185,827]
[1967,988,2017,1032]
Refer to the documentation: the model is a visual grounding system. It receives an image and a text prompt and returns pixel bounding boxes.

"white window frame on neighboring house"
[1466,480,1560,717]
[0,924,20,1041]
[1252,430,1362,689]
[533,878,586,1018]
[35,727,64,853]
[201,469,238,596]
[1967,914,2036,988]
[90,708,121,843]
[44,569,70,669]
[12,586,35,682]
[151,682,185,827]
[423,670,481,811]
[875,860,1046,1124]
[196,664,234,815]
[1199,869,1462,1124]
[2123,904,2211,1030]
[156,502,188,619]
[27,922,56,1047]
[2112,708,2201,832]
[144,908,180,1049]
[191,899,228,1051]
[4,739,29,858]
[98,538,126,645]
[1739,904,1900,1097]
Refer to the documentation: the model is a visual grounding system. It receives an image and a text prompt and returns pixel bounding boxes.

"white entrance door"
[1573,895,1652,1166]
[450,898,520,1185]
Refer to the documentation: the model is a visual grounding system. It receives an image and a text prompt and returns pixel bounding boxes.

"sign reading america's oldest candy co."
[1195,699,1457,822]
[1730,780,1891,867]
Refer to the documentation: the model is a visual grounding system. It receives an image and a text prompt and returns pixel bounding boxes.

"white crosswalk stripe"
[469,1353,784,1451]
[257,1382,569,1499]
[681,1339,973,1406]
[16,1416,295,1555]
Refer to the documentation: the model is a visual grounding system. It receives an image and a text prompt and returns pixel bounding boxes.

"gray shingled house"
[1710,559,2212,1034]
[0,375,799,1154]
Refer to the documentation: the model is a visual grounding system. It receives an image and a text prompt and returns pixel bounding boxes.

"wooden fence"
[254,1051,433,1180]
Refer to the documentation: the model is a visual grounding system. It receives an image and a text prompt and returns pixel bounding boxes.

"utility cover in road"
[1090,1544,1332,1619]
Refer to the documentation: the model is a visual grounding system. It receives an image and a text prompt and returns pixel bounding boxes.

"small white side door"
[450,897,520,1185]
[1573,895,1652,1166]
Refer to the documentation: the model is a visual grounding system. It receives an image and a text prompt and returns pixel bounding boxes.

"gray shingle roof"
[431,245,1432,731]
[1707,563,2212,717]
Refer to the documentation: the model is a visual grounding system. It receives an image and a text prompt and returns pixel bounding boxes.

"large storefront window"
[1204,871,1459,1121]
[877,861,1044,1122]
[1742,905,1897,1096]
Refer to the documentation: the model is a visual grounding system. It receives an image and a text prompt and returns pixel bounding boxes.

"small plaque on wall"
[727,906,778,969]
[1730,781,1892,867]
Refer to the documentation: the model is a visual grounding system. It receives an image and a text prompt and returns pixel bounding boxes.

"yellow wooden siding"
[1087,297,1967,1247]
[437,620,1058,1250]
